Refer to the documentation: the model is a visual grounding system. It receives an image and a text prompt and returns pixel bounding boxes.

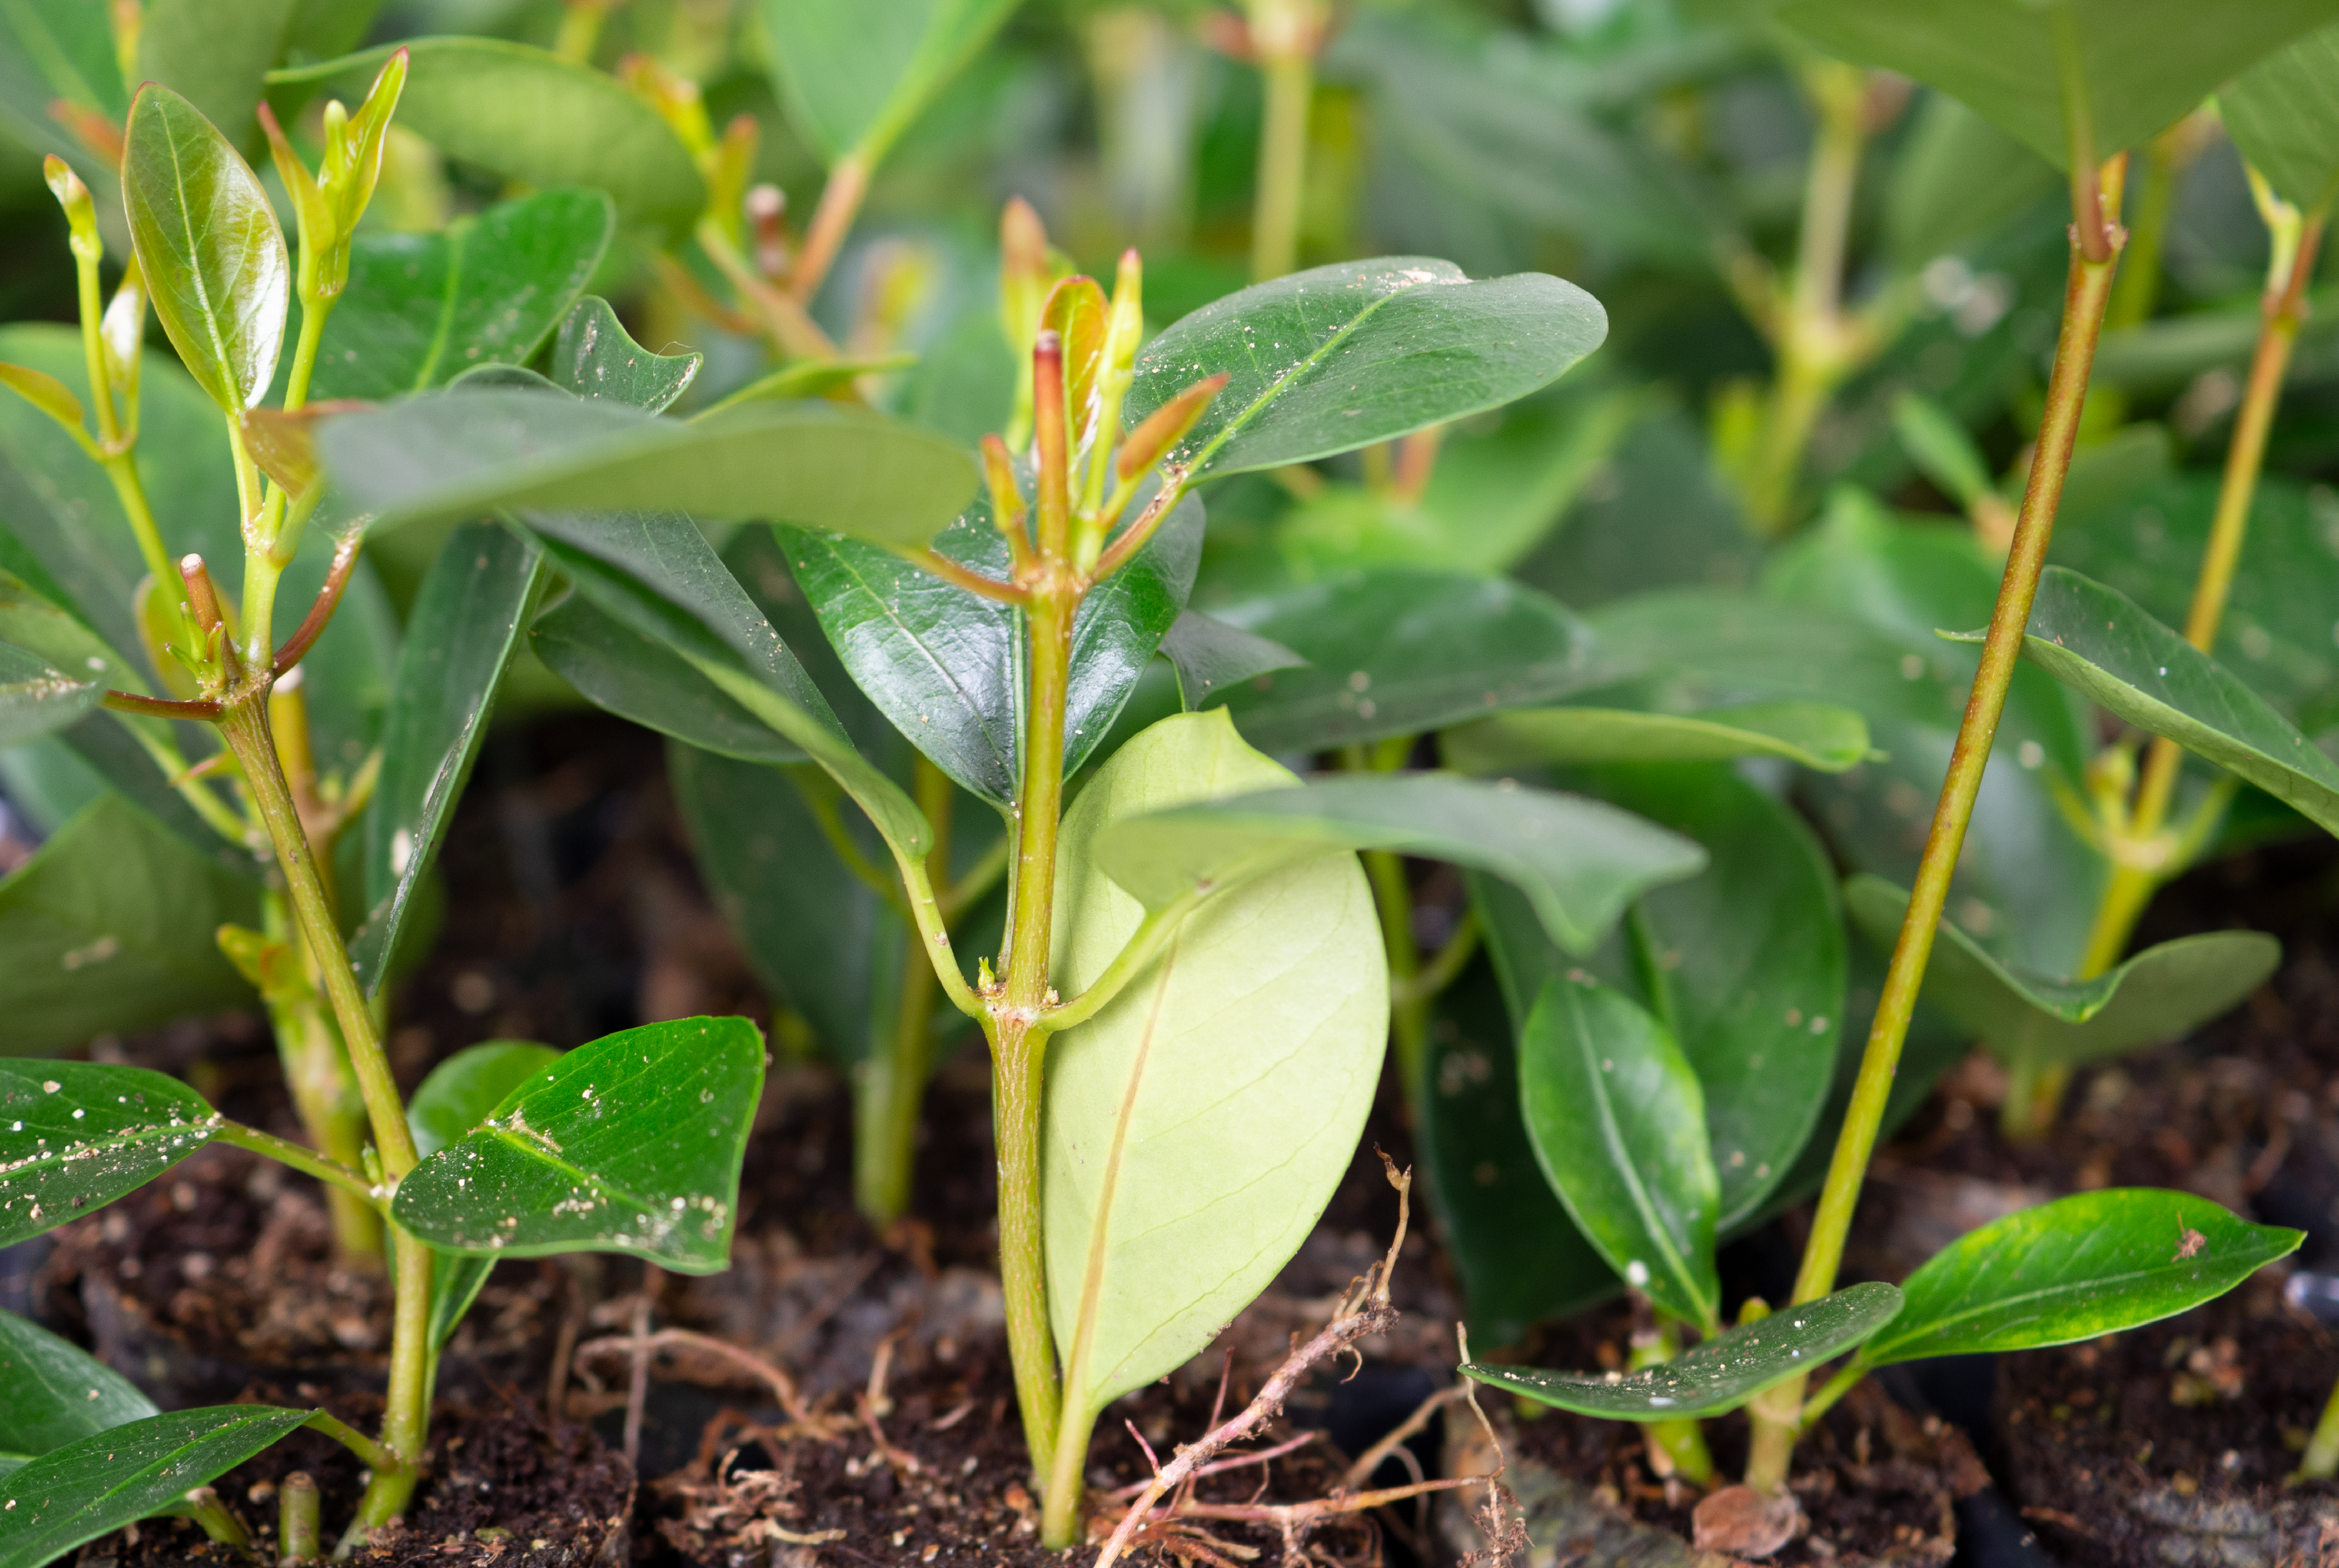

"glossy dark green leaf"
[2226,24,2339,214]
[120,84,288,413]
[0,1060,215,1243]
[1095,771,1706,956]
[350,523,541,992]
[1854,1190,2301,1368]
[1983,567,2339,837]
[1206,568,1616,753]
[319,390,977,550]
[133,0,297,153]
[0,645,99,747]
[1842,875,2281,1071]
[1122,257,1606,478]
[0,1310,156,1468]
[307,189,614,402]
[531,592,806,766]
[392,1016,763,1272]
[552,296,701,413]
[0,1405,311,1568]
[0,795,258,1054]
[1463,1282,1902,1419]
[1517,973,1719,1330]
[779,488,1201,804]
[1777,0,2339,170]
[758,0,1020,167]
[1158,610,1306,712]
[515,508,930,860]
[1418,958,1618,1344]
[1585,765,1846,1228]
[268,39,706,238]
[409,1041,563,1160]
[1443,701,1869,774]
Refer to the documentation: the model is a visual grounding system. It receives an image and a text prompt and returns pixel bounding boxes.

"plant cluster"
[0,0,2335,1563]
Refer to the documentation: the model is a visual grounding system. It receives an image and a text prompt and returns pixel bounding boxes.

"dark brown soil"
[93,1393,633,1567]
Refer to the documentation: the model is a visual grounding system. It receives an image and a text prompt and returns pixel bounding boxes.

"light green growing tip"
[43,156,99,260]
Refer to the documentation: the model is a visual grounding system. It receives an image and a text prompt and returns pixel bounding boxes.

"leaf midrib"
[1868,1246,2271,1362]
[155,100,245,408]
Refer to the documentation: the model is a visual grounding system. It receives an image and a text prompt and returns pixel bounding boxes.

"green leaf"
[120,84,289,413]
[1854,1190,2301,1369]
[1980,567,2339,837]
[306,189,615,403]
[779,487,1202,804]
[0,1060,216,1244]
[1463,1282,1903,1420]
[0,644,100,747]
[1891,391,1999,514]
[0,1405,311,1567]
[318,389,978,550]
[1094,771,1706,957]
[0,795,258,1054]
[350,523,541,991]
[1777,0,2339,170]
[133,0,297,154]
[552,296,701,413]
[268,39,707,238]
[1121,258,1607,479]
[408,1040,563,1160]
[1158,610,1306,712]
[393,1017,763,1272]
[1045,710,1386,1421]
[1842,875,2280,1071]
[531,592,806,766]
[1517,973,1720,1330]
[1442,702,1870,774]
[515,508,931,861]
[2226,23,2339,215]
[1207,567,1616,753]
[0,1309,158,1463]
[758,0,1020,167]
[1886,94,2061,264]
[1583,765,1847,1229]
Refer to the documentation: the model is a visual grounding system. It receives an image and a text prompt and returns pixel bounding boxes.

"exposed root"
[572,1325,831,1436]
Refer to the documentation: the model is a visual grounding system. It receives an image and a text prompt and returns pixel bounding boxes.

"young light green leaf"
[408,1041,564,1160]
[1121,258,1606,478]
[1517,973,1720,1331]
[268,39,707,238]
[0,1060,216,1246]
[133,0,297,155]
[1886,95,2061,264]
[1093,771,1705,957]
[1587,765,1847,1229]
[429,1254,495,1351]
[121,83,290,412]
[779,487,1201,804]
[1157,610,1306,711]
[1842,875,2281,1071]
[392,1016,764,1273]
[1976,566,2339,837]
[0,1404,313,1568]
[552,296,701,413]
[759,0,1020,167]
[1207,567,1616,752]
[1776,0,2339,170]
[352,523,542,992]
[0,1308,158,1463]
[0,366,85,437]
[2226,23,2339,215]
[318,390,978,550]
[1854,1190,2302,1369]
[1045,710,1386,1426]
[531,592,808,766]
[307,189,614,402]
[1463,1282,1903,1420]
[1442,702,1870,774]
[0,794,259,1055]
[0,644,100,747]
[1892,391,2001,515]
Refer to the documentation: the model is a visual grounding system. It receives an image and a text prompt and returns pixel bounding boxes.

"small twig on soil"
[573,1327,824,1433]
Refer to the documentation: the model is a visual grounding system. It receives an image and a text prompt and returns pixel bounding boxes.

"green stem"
[790,152,872,305]
[1632,1317,1714,1487]
[346,1230,433,1538]
[1249,33,1314,281]
[278,1472,321,1565]
[1796,1361,1866,1435]
[1743,191,2124,1495]
[99,453,175,611]
[71,240,119,449]
[856,757,956,1225]
[210,1118,377,1205]
[302,1409,396,1475]
[2302,1374,2339,1480]
[183,1487,249,1550]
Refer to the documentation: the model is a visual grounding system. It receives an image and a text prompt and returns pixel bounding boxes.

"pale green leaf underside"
[1843,874,2278,1069]
[1464,1282,1904,1419]
[2224,21,2339,215]
[1857,1189,2301,1368]
[1045,711,1388,1420]
[1442,701,1870,774]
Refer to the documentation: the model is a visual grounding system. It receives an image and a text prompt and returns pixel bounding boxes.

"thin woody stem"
[271,534,361,676]
[789,152,871,303]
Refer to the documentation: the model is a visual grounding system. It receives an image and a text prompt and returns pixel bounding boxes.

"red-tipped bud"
[1116,374,1227,481]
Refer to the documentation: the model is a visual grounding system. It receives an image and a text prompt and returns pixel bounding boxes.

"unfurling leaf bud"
[1000,196,1052,360]
[1116,374,1228,481]
[44,156,99,261]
